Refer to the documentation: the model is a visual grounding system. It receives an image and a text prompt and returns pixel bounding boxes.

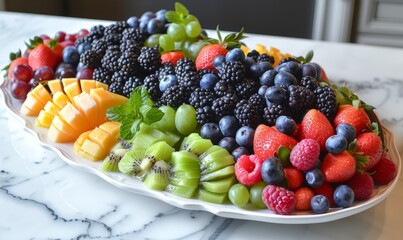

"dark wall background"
[5,0,315,39]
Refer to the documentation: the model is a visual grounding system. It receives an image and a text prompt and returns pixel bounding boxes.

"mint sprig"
[106,87,164,140]
[296,50,314,63]
[165,2,191,24]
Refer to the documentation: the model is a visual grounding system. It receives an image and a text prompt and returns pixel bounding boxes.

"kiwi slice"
[165,184,197,199]
[171,169,201,179]
[182,138,213,156]
[200,175,236,194]
[169,177,199,188]
[131,132,159,150]
[118,149,145,177]
[171,151,199,164]
[144,160,170,190]
[139,123,179,147]
[180,133,202,150]
[197,188,228,204]
[116,138,133,150]
[201,155,235,175]
[101,148,128,172]
[200,165,235,182]
[199,145,223,160]
[164,131,181,147]
[141,141,175,172]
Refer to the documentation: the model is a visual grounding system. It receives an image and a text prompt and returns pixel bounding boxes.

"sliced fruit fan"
[3,2,398,216]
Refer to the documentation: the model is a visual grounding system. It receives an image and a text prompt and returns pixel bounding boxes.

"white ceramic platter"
[1,78,401,224]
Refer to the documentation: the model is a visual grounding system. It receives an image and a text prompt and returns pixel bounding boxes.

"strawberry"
[195,27,246,71]
[298,109,334,152]
[253,124,298,161]
[321,150,356,183]
[284,166,304,191]
[313,182,335,206]
[26,36,59,71]
[347,171,374,200]
[161,51,185,66]
[2,50,28,79]
[295,187,315,211]
[356,132,382,170]
[370,152,397,185]
[333,104,371,135]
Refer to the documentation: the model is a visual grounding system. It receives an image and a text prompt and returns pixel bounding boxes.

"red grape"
[34,66,55,81]
[65,34,76,42]
[29,78,40,88]
[60,40,75,48]
[76,67,94,80]
[10,80,30,100]
[40,34,50,41]
[13,64,33,83]
[55,31,66,42]
[77,29,89,39]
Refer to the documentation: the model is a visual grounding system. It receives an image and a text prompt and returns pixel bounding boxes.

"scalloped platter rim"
[1,77,401,224]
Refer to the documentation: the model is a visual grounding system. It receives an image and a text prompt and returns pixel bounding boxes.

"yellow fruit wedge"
[43,101,61,116]
[73,92,99,128]
[64,81,81,104]
[73,130,91,153]
[48,115,79,142]
[62,78,79,88]
[98,121,120,138]
[79,79,96,93]
[47,79,63,95]
[20,93,45,116]
[58,102,91,134]
[30,84,52,106]
[20,104,36,116]
[89,88,128,122]
[36,110,54,128]
[95,81,108,90]
[79,139,108,161]
[88,127,117,150]
[52,91,70,109]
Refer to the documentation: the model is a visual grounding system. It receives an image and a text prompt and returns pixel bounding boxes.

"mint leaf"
[143,107,164,124]
[130,119,142,136]
[305,50,314,63]
[165,11,181,23]
[120,118,135,140]
[175,2,189,16]
[106,104,129,122]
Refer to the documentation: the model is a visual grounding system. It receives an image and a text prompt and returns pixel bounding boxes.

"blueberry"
[213,55,226,70]
[265,86,287,104]
[77,42,92,55]
[231,147,250,161]
[311,195,330,214]
[127,16,140,28]
[249,62,273,78]
[225,48,245,63]
[305,168,324,188]
[274,71,298,88]
[333,185,355,208]
[261,157,284,184]
[235,126,255,147]
[275,115,296,135]
[147,19,165,35]
[301,63,318,79]
[219,115,239,137]
[326,135,348,154]
[200,123,223,145]
[140,11,155,21]
[159,74,177,92]
[277,61,301,78]
[258,85,268,96]
[62,46,79,66]
[260,69,277,86]
[306,62,322,81]
[155,9,167,22]
[336,123,356,143]
[200,73,219,90]
[219,137,239,153]
[243,57,256,70]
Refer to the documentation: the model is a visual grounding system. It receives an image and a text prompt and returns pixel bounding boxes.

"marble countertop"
[0,11,403,240]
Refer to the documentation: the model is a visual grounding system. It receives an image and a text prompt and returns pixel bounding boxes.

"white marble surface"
[0,11,403,239]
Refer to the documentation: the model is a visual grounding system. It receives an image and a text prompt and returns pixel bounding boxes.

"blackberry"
[93,67,113,85]
[214,80,235,97]
[263,104,290,126]
[256,53,275,64]
[219,61,245,84]
[175,57,197,78]
[118,51,139,75]
[314,85,338,121]
[197,69,217,79]
[247,50,260,61]
[143,74,161,101]
[90,25,106,37]
[159,85,190,107]
[196,106,216,125]
[189,88,215,109]
[235,78,259,99]
[138,46,161,73]
[75,33,100,46]
[122,27,146,45]
[278,57,301,65]
[122,76,143,98]
[157,62,175,81]
[111,70,131,83]
[120,39,141,55]
[109,78,125,95]
[91,38,108,55]
[104,21,128,36]
[234,100,262,128]
[101,49,121,72]
[300,76,320,91]
[288,85,316,114]
[212,93,238,118]
[79,49,102,68]
[248,93,266,114]
[177,71,200,91]
[103,34,121,46]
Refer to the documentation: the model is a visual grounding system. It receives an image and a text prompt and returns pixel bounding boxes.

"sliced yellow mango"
[52,92,70,109]
[73,92,100,128]
[47,79,63,95]
[58,102,91,134]
[64,81,81,104]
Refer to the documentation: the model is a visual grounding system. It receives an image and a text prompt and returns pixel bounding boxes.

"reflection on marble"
[1,11,403,240]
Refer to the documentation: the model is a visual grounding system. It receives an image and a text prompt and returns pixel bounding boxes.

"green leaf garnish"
[296,50,314,63]
[175,2,189,16]
[276,145,291,167]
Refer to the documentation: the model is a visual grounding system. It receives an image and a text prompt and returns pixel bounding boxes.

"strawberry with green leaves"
[320,150,356,183]
[2,50,28,79]
[355,124,383,170]
[26,36,59,71]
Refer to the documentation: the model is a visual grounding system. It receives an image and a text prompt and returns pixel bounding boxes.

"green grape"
[167,23,186,41]
[184,14,199,24]
[175,104,197,135]
[228,183,250,207]
[150,105,176,132]
[159,34,175,51]
[145,34,161,47]
[187,41,209,60]
[186,21,202,38]
[249,181,267,209]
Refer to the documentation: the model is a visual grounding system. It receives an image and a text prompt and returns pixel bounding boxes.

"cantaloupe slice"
[64,81,81,104]
[95,81,108,90]
[58,102,91,134]
[47,79,63,95]
[80,80,108,93]
[52,92,70,109]
[98,121,120,138]
[62,78,79,88]
[30,84,52,106]
[73,92,99,128]
[48,115,79,142]
[20,104,36,116]
[43,101,61,116]
[74,130,91,153]
[20,93,45,116]
[89,88,128,122]
[36,110,54,128]
[88,127,116,150]
[79,139,108,161]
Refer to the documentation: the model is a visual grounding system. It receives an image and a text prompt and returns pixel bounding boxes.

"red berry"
[295,187,315,211]
[55,31,66,42]
[161,51,185,66]
[290,139,320,171]
[356,132,382,170]
[235,154,262,186]
[262,185,296,215]
[370,153,397,185]
[65,34,76,42]
[321,151,356,183]
[347,171,374,200]
[313,182,335,207]
[284,166,304,191]
[77,29,89,39]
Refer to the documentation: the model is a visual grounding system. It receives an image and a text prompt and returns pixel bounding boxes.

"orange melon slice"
[36,110,54,128]
[47,79,63,95]
[52,92,70,109]
[58,102,91,134]
[73,92,99,128]
[30,84,52,106]
[20,93,45,116]
[48,115,79,142]
[64,81,81,104]
[62,78,79,88]
[89,88,128,122]
[74,130,91,153]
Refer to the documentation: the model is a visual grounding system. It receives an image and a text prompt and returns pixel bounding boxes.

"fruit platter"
[0,2,400,224]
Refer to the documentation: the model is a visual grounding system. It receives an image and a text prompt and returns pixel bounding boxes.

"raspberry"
[347,171,374,200]
[295,187,315,211]
[234,155,263,186]
[370,153,397,185]
[313,182,335,207]
[290,139,320,171]
[284,166,304,191]
[262,185,296,215]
